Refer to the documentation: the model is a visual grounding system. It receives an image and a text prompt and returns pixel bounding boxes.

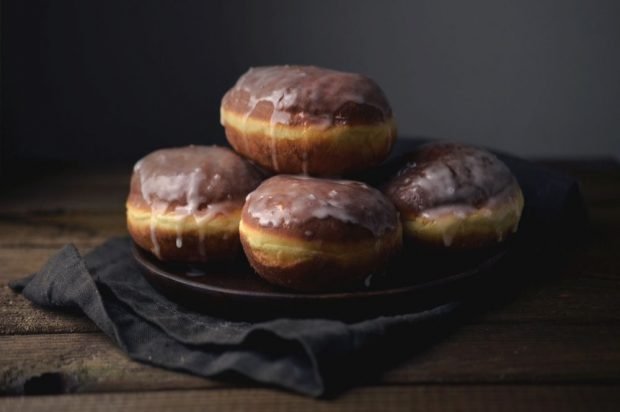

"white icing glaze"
[420,205,477,220]
[418,185,522,246]
[388,143,516,215]
[223,66,391,173]
[269,128,279,171]
[227,65,390,128]
[246,175,397,237]
[419,184,518,220]
[385,143,524,247]
[131,146,262,258]
[148,201,168,258]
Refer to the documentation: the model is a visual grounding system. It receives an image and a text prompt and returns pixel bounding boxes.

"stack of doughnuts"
[127,65,524,292]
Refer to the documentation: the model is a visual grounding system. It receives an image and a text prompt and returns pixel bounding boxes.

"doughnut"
[127,145,264,263]
[220,65,397,176]
[239,175,402,292]
[383,142,524,249]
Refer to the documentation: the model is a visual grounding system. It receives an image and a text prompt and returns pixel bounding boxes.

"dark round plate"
[133,243,510,320]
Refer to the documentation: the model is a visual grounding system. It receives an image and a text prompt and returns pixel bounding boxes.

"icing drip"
[383,142,523,247]
[221,65,393,174]
[442,229,457,247]
[420,205,477,220]
[194,202,239,226]
[246,175,397,237]
[223,65,392,130]
[302,115,310,175]
[269,130,279,171]
[140,167,208,253]
[131,146,263,258]
[148,201,168,258]
[386,142,517,215]
[175,217,184,248]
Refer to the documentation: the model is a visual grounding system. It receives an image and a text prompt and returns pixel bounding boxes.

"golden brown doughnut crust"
[126,145,264,263]
[383,142,524,249]
[220,65,397,176]
[239,175,403,291]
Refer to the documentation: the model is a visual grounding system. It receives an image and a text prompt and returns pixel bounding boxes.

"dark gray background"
[2,0,619,165]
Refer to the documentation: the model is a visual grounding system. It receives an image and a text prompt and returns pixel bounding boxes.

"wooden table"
[1,160,619,411]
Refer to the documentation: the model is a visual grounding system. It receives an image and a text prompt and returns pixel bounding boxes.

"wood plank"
[383,323,620,384]
[0,248,56,285]
[0,286,96,335]
[0,212,126,250]
[1,321,619,395]
[0,246,101,285]
[2,385,620,412]
[472,274,620,324]
[2,266,619,337]
[0,333,218,395]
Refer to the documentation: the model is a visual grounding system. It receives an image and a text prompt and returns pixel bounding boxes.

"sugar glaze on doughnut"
[228,65,391,126]
[128,145,263,261]
[384,142,524,248]
[245,175,397,237]
[221,65,396,176]
[240,175,402,292]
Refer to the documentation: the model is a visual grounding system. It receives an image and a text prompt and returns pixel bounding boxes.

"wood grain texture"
[2,262,619,336]
[0,160,618,409]
[0,286,96,335]
[0,212,125,250]
[0,248,91,285]
[2,385,620,412]
[0,333,219,396]
[0,248,57,285]
[2,321,619,395]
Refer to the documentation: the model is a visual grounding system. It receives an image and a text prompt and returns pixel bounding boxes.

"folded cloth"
[10,140,587,397]
[10,239,458,396]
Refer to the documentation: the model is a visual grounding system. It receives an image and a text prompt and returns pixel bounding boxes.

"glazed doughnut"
[383,142,524,249]
[220,65,397,176]
[127,145,264,263]
[239,175,402,292]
